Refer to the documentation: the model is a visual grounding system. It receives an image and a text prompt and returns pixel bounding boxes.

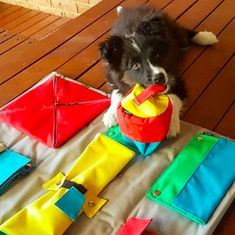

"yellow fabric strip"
[0,134,135,235]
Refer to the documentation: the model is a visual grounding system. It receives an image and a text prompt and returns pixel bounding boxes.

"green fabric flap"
[146,134,218,222]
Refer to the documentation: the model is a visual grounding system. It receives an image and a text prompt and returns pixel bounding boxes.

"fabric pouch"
[0,72,110,148]
[117,83,172,143]
[147,134,235,224]
[0,148,35,195]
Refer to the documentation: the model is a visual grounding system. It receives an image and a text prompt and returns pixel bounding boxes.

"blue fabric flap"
[55,186,85,221]
[122,135,161,157]
[173,137,235,223]
[0,150,31,185]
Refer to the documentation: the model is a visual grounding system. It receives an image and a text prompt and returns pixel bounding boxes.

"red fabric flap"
[117,217,156,235]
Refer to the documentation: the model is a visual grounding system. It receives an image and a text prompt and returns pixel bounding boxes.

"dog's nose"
[153,73,165,84]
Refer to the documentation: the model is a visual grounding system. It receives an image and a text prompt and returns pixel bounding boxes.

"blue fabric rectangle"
[173,138,235,223]
[55,186,85,221]
[0,150,30,185]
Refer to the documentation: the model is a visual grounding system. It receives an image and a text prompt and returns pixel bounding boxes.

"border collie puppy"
[99,5,218,137]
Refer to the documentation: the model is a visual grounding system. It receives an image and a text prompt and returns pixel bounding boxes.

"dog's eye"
[132,63,141,70]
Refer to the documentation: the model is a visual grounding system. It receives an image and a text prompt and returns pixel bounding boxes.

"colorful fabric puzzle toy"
[0,143,35,196]
[0,134,135,235]
[117,83,172,157]
[147,134,235,224]
[0,72,110,148]
[117,217,157,235]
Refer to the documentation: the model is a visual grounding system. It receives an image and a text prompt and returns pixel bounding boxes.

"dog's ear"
[99,35,124,65]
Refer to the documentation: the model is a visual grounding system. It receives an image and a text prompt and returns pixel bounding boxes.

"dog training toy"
[0,134,135,235]
[0,144,35,195]
[147,134,235,224]
[0,73,110,148]
[117,83,172,157]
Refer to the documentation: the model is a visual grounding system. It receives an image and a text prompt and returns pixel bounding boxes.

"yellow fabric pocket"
[0,134,135,235]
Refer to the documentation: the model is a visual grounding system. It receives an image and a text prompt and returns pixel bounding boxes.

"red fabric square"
[0,74,110,148]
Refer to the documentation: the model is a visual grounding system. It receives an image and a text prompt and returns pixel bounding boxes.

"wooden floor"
[0,0,234,234]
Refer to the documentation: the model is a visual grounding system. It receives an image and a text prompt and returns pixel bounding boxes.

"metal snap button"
[152,190,161,197]
[88,201,95,207]
[197,136,203,141]
[109,131,115,136]
[55,182,61,186]
[0,143,5,153]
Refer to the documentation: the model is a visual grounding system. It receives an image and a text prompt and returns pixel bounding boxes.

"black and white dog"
[99,5,218,137]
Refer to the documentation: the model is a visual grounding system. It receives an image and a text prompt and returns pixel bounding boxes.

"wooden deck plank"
[0,5,21,20]
[180,0,235,72]
[1,10,41,31]
[10,12,50,34]
[29,17,70,40]
[183,56,235,131]
[215,103,235,139]
[0,0,147,105]
[0,8,30,28]
[0,34,30,55]
[0,3,11,12]
[0,0,126,84]
[154,0,198,20]
[177,0,223,29]
[0,31,15,44]
[0,14,53,55]
[21,15,60,38]
[181,20,235,115]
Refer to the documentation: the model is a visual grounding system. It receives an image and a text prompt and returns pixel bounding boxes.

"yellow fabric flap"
[121,83,169,118]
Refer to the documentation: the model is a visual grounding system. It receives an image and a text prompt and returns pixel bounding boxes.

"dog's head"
[99,6,182,94]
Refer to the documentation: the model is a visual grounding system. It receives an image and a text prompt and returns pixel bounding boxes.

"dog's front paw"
[103,111,118,127]
[167,118,180,138]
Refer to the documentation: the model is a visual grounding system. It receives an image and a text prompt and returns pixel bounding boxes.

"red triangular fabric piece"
[117,217,156,235]
[56,76,108,104]
[0,108,54,146]
[55,102,110,147]
[0,75,110,148]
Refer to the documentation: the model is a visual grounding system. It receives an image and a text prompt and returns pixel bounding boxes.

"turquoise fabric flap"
[55,186,85,221]
[173,137,235,223]
[0,150,31,185]
[122,135,161,157]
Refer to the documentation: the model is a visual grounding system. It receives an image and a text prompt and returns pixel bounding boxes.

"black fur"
[99,5,197,99]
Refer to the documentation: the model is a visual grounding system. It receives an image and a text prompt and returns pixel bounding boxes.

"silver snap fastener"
[88,201,95,207]
[152,190,161,197]
[55,182,61,186]
[109,131,115,136]
[197,136,203,141]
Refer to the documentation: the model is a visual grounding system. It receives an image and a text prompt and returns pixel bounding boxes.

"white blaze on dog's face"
[121,37,173,90]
